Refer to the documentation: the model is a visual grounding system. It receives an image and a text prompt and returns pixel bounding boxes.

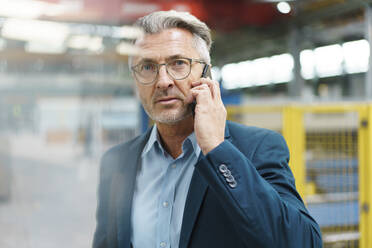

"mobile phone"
[191,64,211,115]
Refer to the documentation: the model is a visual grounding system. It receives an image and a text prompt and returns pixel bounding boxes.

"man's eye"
[171,59,187,67]
[141,63,156,71]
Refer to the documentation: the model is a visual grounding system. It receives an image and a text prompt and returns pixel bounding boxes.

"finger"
[191,77,214,87]
[200,78,221,100]
[190,84,212,104]
[191,81,203,88]
[191,79,215,98]
[186,81,208,104]
[198,78,214,98]
[190,83,211,95]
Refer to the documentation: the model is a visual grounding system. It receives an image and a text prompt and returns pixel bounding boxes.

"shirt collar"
[141,124,201,158]
[141,125,160,157]
[186,131,201,157]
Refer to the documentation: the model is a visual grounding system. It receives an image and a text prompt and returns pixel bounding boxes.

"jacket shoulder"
[227,121,282,141]
[226,121,287,155]
[101,136,138,160]
[100,129,151,173]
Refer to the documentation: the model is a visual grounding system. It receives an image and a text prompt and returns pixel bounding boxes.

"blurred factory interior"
[1,0,372,247]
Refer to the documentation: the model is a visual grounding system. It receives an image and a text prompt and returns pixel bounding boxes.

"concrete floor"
[0,134,100,248]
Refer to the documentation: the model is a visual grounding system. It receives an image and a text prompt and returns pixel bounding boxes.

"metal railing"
[227,103,372,248]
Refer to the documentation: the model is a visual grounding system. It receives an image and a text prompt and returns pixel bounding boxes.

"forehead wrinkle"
[134,28,199,63]
[137,54,189,64]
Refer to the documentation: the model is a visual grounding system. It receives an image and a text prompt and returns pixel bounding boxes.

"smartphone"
[191,64,211,115]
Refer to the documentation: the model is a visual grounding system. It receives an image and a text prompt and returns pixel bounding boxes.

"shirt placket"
[156,159,181,248]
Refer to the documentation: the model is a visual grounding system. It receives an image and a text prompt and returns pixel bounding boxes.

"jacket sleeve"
[195,131,323,248]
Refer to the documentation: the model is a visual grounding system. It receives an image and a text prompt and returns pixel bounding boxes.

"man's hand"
[190,78,227,155]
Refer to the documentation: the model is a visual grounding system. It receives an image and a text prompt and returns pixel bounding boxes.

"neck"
[156,115,194,159]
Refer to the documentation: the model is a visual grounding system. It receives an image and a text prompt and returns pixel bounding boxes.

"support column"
[365,4,372,99]
[358,105,372,248]
[288,25,305,99]
[282,106,306,198]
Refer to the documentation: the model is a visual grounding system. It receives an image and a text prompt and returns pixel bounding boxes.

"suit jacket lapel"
[179,123,232,248]
[179,157,208,248]
[112,127,153,248]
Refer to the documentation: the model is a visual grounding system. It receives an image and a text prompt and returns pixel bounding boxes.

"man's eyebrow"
[136,58,157,63]
[135,55,186,64]
[167,55,186,60]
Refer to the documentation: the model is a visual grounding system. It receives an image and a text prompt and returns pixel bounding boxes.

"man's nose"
[156,65,174,89]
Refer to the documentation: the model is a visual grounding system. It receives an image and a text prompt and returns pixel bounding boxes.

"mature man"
[93,10,322,248]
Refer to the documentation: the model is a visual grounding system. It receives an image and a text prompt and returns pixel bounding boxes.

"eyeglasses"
[131,57,206,85]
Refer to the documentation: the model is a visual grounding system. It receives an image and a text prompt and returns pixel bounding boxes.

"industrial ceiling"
[1,0,370,62]
[1,0,371,97]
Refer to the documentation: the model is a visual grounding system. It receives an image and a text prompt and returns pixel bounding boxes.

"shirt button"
[162,201,169,208]
[172,164,176,169]
[160,241,167,247]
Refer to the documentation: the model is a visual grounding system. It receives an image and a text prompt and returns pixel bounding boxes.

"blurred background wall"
[1,0,372,247]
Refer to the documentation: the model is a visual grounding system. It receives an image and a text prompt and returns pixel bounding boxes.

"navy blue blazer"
[93,121,322,248]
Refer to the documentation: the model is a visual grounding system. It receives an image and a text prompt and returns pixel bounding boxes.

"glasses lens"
[167,59,191,80]
[133,61,157,84]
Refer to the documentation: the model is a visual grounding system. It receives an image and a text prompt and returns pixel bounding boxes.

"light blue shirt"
[131,125,201,248]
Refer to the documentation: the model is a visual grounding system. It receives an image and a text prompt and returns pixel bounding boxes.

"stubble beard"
[139,87,193,124]
[143,102,192,124]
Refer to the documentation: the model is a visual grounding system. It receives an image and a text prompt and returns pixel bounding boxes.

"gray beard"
[143,104,193,125]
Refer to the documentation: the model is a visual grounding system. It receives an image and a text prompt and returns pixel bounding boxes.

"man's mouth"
[156,97,180,104]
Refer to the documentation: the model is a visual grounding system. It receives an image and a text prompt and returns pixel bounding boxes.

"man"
[93,10,322,248]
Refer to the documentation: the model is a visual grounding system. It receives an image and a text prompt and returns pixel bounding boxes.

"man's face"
[132,28,204,124]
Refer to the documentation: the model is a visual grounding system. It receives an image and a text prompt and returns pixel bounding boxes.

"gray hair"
[130,10,212,66]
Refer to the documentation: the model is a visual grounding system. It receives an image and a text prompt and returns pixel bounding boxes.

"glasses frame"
[131,57,207,85]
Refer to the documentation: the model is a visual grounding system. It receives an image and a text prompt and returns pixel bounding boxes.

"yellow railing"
[359,105,372,248]
[227,103,372,248]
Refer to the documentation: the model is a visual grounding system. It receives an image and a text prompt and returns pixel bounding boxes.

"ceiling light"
[314,44,343,78]
[343,39,369,74]
[25,41,66,54]
[0,0,73,19]
[68,35,92,50]
[2,19,70,45]
[87,37,104,53]
[0,0,45,19]
[277,2,291,14]
[116,42,141,56]
[113,26,144,39]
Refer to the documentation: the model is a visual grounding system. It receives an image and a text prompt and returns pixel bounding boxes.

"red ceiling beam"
[37,0,289,30]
